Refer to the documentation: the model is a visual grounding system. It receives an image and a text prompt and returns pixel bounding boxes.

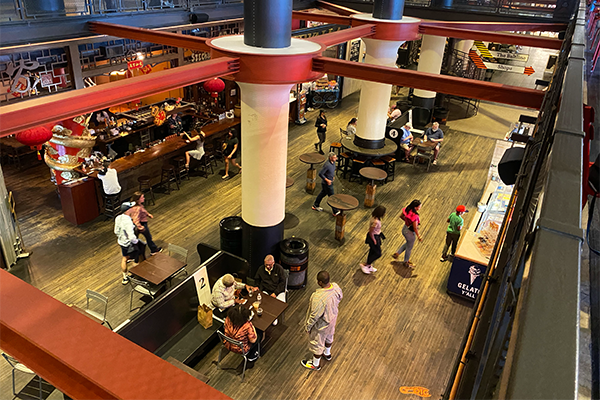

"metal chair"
[413,148,434,172]
[2,352,47,399]
[85,289,113,329]
[217,330,260,382]
[129,276,165,312]
[168,243,188,279]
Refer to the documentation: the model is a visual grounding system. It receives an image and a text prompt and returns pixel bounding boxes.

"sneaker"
[323,354,332,361]
[440,256,448,262]
[312,206,323,212]
[333,210,341,216]
[432,159,438,165]
[222,175,230,180]
[405,261,416,269]
[272,319,278,326]
[121,276,130,285]
[360,263,371,274]
[301,359,321,371]
[392,253,399,260]
[369,265,377,273]
[151,247,163,256]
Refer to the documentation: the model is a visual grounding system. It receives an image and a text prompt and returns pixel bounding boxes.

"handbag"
[197,304,213,329]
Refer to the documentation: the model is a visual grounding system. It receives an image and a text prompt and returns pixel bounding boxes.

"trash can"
[220,216,243,257]
[279,237,309,289]
[432,107,449,125]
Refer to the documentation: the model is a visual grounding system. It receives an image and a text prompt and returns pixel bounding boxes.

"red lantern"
[203,78,225,104]
[15,125,53,160]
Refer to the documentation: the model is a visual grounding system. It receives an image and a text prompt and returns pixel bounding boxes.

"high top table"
[327,194,359,243]
[299,152,326,194]
[242,291,288,332]
[359,167,388,208]
[341,137,398,158]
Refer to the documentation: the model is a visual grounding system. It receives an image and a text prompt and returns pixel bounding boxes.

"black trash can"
[220,216,243,257]
[279,237,309,289]
[432,107,449,125]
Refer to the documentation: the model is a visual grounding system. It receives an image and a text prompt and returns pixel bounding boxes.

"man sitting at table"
[254,255,286,325]
[211,274,257,312]
[400,123,413,162]
[424,121,444,165]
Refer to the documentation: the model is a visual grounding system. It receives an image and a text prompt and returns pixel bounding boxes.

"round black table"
[299,152,326,194]
[327,194,359,243]
[341,137,398,158]
[359,167,388,208]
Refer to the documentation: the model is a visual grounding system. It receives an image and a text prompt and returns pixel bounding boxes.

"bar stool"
[371,159,386,184]
[172,156,189,183]
[381,155,396,182]
[160,164,180,194]
[197,155,214,178]
[137,175,155,205]
[103,192,121,220]
[338,152,352,179]
[349,157,367,183]
[329,142,342,156]
[203,143,218,167]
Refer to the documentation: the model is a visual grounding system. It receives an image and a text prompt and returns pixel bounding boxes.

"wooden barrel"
[306,168,317,194]
[365,183,376,208]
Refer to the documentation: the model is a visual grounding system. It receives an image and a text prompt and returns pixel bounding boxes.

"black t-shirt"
[225,137,239,157]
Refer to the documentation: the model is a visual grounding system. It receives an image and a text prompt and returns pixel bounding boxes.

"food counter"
[447,140,514,301]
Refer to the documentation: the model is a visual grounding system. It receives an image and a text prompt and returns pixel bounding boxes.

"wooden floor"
[1,92,499,399]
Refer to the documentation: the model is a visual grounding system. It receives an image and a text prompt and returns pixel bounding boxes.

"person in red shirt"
[223,305,260,362]
[392,199,423,268]
[126,192,162,255]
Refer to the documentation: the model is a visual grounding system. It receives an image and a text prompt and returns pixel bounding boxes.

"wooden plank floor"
[1,92,498,399]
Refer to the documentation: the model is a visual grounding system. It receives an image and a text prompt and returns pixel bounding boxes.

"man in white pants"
[254,255,286,325]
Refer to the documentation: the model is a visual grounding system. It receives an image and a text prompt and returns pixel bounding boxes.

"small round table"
[327,194,359,243]
[286,177,294,188]
[359,167,387,208]
[299,152,326,194]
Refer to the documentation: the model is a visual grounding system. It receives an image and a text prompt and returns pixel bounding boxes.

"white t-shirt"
[98,168,121,195]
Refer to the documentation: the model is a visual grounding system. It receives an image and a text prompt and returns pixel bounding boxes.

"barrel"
[279,237,309,289]
[220,216,243,257]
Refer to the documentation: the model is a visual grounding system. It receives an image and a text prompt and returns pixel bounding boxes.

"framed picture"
[230,88,236,97]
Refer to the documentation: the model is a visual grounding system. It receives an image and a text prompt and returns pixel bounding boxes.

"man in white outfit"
[114,202,139,285]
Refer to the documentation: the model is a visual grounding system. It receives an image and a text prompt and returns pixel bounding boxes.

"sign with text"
[127,60,143,70]
[192,266,212,307]
[447,256,488,302]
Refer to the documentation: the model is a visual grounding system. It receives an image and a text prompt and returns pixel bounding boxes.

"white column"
[355,38,404,144]
[413,34,447,108]
[238,82,293,227]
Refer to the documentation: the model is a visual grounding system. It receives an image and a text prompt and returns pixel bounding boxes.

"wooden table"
[410,138,437,170]
[359,167,387,208]
[327,194,359,243]
[299,152,326,194]
[129,253,186,286]
[286,177,294,188]
[242,291,288,332]
[341,136,398,158]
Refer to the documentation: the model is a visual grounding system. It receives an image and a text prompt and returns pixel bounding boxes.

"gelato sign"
[446,257,487,302]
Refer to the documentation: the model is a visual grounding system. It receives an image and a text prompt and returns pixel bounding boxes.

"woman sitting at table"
[223,305,260,362]
[346,118,357,136]
[182,130,206,170]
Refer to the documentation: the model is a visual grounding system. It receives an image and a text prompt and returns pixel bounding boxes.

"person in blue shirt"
[312,152,340,216]
[424,122,444,165]
[399,123,413,162]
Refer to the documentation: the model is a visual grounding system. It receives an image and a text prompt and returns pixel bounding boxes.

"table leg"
[365,180,376,208]
[306,166,317,194]
[334,212,346,242]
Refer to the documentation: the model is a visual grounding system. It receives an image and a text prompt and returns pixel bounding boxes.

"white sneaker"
[272,319,278,326]
[312,206,323,212]
[369,265,377,272]
[360,263,371,274]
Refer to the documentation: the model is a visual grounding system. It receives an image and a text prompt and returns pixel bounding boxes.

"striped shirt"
[305,283,343,332]
[224,318,257,354]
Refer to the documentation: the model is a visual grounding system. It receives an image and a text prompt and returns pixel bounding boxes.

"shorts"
[400,143,410,150]
[308,325,336,355]
[120,245,131,257]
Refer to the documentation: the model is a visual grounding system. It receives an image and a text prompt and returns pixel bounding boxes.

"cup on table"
[253,301,260,311]
[257,307,263,316]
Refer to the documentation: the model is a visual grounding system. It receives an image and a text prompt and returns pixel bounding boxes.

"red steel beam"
[307,24,375,48]
[292,10,352,25]
[89,21,211,52]
[0,270,232,400]
[316,0,361,15]
[312,57,544,109]
[419,25,563,49]
[420,20,567,32]
[0,57,239,136]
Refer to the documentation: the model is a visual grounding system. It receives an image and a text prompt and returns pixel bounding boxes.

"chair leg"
[129,291,134,312]
[217,347,223,369]
[12,370,17,396]
[241,356,247,382]
[104,320,113,330]
[38,374,42,400]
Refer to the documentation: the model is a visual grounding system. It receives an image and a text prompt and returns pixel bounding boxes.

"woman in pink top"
[361,206,386,274]
[126,191,162,255]
[392,199,423,268]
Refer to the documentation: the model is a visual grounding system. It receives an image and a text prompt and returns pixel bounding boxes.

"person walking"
[440,205,466,262]
[114,202,140,285]
[222,129,241,180]
[314,110,327,155]
[126,192,162,255]
[360,206,386,274]
[312,152,340,216]
[301,271,343,371]
[392,199,423,268]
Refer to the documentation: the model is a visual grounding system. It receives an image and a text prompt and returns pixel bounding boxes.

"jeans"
[140,221,159,253]
[396,225,416,262]
[442,232,460,257]
[314,182,339,213]
[366,234,382,265]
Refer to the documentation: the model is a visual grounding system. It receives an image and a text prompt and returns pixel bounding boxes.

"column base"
[242,220,284,278]
[353,136,385,149]
[411,96,435,110]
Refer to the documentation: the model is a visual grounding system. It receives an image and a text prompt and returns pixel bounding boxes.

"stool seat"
[329,142,342,157]
[381,155,396,182]
[138,175,155,205]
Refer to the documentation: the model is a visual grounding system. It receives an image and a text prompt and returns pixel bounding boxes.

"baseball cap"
[456,205,467,213]
[120,201,135,212]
